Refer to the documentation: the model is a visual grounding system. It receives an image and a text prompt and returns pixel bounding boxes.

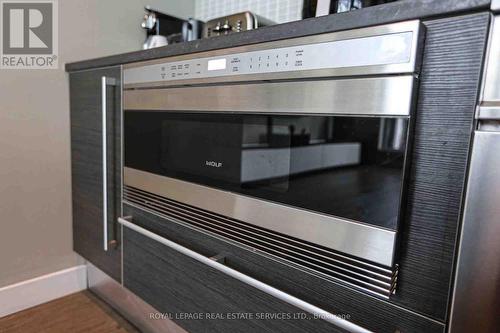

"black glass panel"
[124,112,409,230]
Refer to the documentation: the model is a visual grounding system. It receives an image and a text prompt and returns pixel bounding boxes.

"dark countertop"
[65,0,490,72]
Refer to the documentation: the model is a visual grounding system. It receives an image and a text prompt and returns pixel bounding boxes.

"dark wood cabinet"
[122,203,445,333]
[122,222,346,333]
[70,67,122,282]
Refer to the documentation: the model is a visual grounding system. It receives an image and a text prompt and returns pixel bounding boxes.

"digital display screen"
[207,58,226,71]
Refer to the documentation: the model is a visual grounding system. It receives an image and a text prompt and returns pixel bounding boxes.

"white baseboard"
[0,265,88,318]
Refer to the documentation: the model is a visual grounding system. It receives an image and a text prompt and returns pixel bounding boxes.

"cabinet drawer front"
[122,224,349,333]
[122,203,445,333]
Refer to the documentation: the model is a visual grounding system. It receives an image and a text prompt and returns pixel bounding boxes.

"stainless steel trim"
[315,0,332,17]
[125,32,414,86]
[448,132,500,333]
[482,16,500,104]
[123,186,398,299]
[124,186,391,276]
[120,65,125,284]
[87,263,188,333]
[449,16,500,331]
[125,20,420,70]
[477,106,500,119]
[118,218,374,333]
[124,167,396,266]
[102,76,117,251]
[124,76,414,117]
[123,20,421,88]
[492,0,500,11]
[120,66,124,219]
[102,76,108,251]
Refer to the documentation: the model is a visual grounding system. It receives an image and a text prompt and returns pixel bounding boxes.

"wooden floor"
[0,291,140,333]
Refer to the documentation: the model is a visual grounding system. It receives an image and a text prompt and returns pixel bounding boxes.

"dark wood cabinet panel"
[123,204,444,333]
[392,12,490,320]
[123,225,347,333]
[70,67,122,282]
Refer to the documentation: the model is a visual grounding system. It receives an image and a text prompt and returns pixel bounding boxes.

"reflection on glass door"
[125,112,409,230]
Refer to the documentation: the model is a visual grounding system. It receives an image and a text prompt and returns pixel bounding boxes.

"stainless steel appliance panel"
[124,76,414,116]
[482,16,500,103]
[121,19,422,277]
[476,106,500,120]
[124,20,421,88]
[492,0,500,11]
[124,167,397,267]
[126,32,413,84]
[448,131,500,333]
[449,15,500,331]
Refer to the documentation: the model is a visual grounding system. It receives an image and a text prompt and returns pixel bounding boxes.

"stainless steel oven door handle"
[102,76,117,251]
[117,217,373,333]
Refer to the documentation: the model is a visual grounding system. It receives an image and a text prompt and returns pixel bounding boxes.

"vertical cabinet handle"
[102,76,117,251]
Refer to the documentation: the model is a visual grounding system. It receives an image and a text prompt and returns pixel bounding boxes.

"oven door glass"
[124,112,409,230]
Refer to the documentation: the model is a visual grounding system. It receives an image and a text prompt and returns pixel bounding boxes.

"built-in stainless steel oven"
[122,20,423,299]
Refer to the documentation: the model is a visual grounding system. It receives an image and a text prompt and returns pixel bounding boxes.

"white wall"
[0,0,195,288]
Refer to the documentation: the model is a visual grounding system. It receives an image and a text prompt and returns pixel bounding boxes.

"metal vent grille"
[124,185,398,299]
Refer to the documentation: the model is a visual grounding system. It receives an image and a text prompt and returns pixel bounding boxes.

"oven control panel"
[124,23,419,86]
